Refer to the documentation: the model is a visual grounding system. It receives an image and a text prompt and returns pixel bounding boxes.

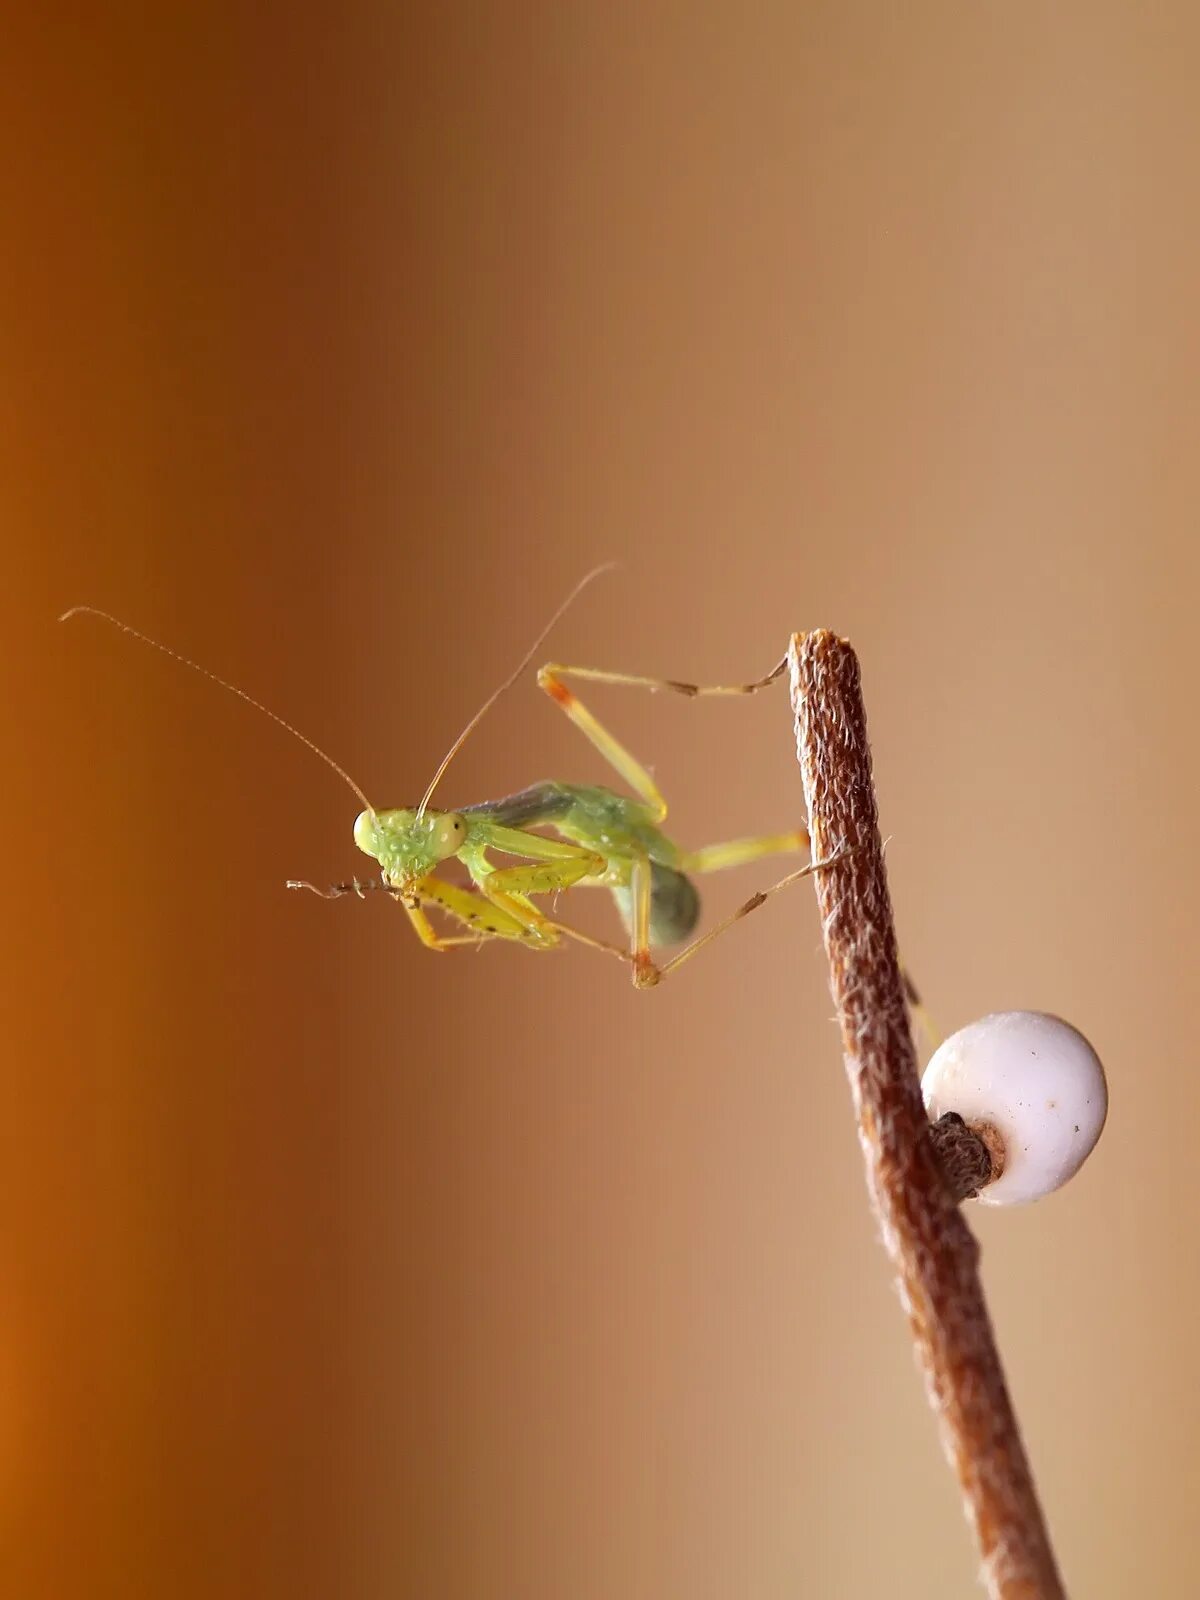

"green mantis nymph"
[63,573,828,988]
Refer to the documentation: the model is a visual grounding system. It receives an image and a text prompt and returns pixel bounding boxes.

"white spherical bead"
[921,1012,1107,1206]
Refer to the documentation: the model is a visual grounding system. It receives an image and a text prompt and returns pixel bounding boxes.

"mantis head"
[353,808,468,889]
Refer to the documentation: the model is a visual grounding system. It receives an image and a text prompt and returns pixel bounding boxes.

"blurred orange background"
[7,5,1199,1596]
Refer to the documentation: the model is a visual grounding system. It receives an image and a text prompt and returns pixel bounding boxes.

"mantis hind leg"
[536,657,787,822]
[634,836,937,1034]
[593,851,678,988]
[628,852,844,989]
[612,827,809,982]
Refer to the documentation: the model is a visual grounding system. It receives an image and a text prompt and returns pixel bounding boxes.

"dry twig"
[789,630,1064,1600]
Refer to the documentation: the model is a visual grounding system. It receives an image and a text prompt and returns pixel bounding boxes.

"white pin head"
[922,1011,1108,1206]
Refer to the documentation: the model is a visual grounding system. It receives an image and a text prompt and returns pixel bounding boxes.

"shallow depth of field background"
[7,6,1199,1597]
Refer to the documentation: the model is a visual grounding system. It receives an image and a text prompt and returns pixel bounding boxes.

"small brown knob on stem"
[928,1112,997,1203]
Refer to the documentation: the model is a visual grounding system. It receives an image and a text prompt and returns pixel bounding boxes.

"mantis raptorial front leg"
[459,828,637,965]
[290,852,630,967]
[289,873,539,947]
[462,826,605,941]
[398,880,622,963]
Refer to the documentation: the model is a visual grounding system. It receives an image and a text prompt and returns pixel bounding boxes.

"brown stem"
[789,631,1064,1600]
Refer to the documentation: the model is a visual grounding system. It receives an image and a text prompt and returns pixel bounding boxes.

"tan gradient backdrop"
[6,6,1199,1597]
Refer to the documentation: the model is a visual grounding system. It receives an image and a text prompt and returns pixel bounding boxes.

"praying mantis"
[62,571,837,989]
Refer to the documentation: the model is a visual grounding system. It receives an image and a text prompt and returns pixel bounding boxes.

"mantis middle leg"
[536,657,787,821]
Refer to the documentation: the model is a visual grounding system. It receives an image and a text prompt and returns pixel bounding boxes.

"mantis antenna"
[416,562,616,817]
[59,605,377,817]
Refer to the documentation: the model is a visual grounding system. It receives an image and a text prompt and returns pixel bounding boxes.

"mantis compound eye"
[353,809,382,860]
[428,813,466,860]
